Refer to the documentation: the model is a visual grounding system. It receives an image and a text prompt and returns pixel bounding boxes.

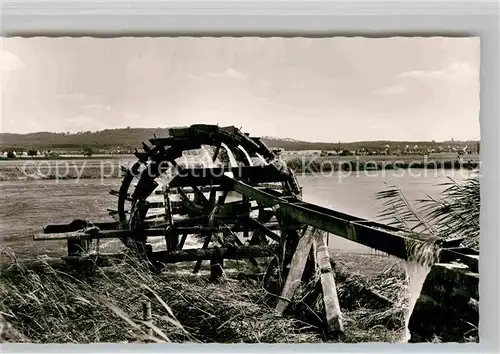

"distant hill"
[0,128,479,152]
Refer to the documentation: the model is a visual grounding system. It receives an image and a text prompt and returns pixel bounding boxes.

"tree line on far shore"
[2,146,95,159]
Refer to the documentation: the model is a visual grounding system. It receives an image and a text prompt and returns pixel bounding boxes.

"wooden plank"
[178,233,188,249]
[275,228,316,315]
[210,247,226,282]
[165,226,180,251]
[41,218,167,235]
[220,226,260,269]
[191,185,210,208]
[242,196,251,239]
[147,201,165,209]
[109,189,132,201]
[226,177,423,260]
[153,244,277,263]
[44,221,120,234]
[34,228,166,241]
[315,233,344,334]
[246,218,281,242]
[193,230,212,273]
[63,245,278,264]
[170,222,281,234]
[439,249,479,272]
[169,165,288,188]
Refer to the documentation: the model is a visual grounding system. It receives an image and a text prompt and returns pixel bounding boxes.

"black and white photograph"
[0,36,480,344]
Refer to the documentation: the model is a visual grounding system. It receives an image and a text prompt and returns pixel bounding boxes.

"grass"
[375,172,480,250]
[0,247,409,344]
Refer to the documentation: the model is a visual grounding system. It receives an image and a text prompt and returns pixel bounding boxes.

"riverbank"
[0,165,119,181]
[286,157,479,173]
[0,156,479,181]
[0,154,135,161]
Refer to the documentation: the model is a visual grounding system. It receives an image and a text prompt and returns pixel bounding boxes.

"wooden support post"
[178,233,188,250]
[276,234,287,291]
[142,299,153,337]
[165,227,180,251]
[274,208,301,291]
[212,145,221,162]
[242,196,250,239]
[164,191,173,226]
[193,230,212,273]
[67,238,91,257]
[275,228,316,315]
[315,233,344,335]
[210,246,226,282]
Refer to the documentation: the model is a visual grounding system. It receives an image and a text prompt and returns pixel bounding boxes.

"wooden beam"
[34,228,166,241]
[220,225,260,269]
[242,196,251,239]
[191,185,210,208]
[275,228,316,315]
[44,221,120,234]
[169,222,281,235]
[193,230,213,273]
[63,245,278,264]
[41,218,167,235]
[210,247,226,282]
[439,249,479,273]
[246,218,281,242]
[315,234,344,334]
[169,165,288,188]
[225,176,427,260]
[153,244,278,264]
[146,201,165,209]
[109,189,132,201]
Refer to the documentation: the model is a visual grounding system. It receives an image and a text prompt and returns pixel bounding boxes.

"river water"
[0,168,476,258]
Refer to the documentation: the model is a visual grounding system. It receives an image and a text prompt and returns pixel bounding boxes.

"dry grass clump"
[0,248,321,344]
[338,258,408,343]
[1,243,412,344]
[153,270,321,343]
[278,253,409,344]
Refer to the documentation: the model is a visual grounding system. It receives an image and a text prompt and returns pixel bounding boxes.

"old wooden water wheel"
[112,124,303,285]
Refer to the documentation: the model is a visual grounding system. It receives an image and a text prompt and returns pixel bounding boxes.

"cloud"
[0,51,24,73]
[64,116,109,132]
[1,51,25,88]
[55,93,90,101]
[188,68,247,80]
[259,80,272,87]
[81,103,112,112]
[374,85,406,95]
[206,68,247,79]
[398,61,477,81]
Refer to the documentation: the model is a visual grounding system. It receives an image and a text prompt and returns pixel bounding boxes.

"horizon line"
[0,127,481,145]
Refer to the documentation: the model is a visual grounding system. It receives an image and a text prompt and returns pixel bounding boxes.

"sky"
[0,37,480,142]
